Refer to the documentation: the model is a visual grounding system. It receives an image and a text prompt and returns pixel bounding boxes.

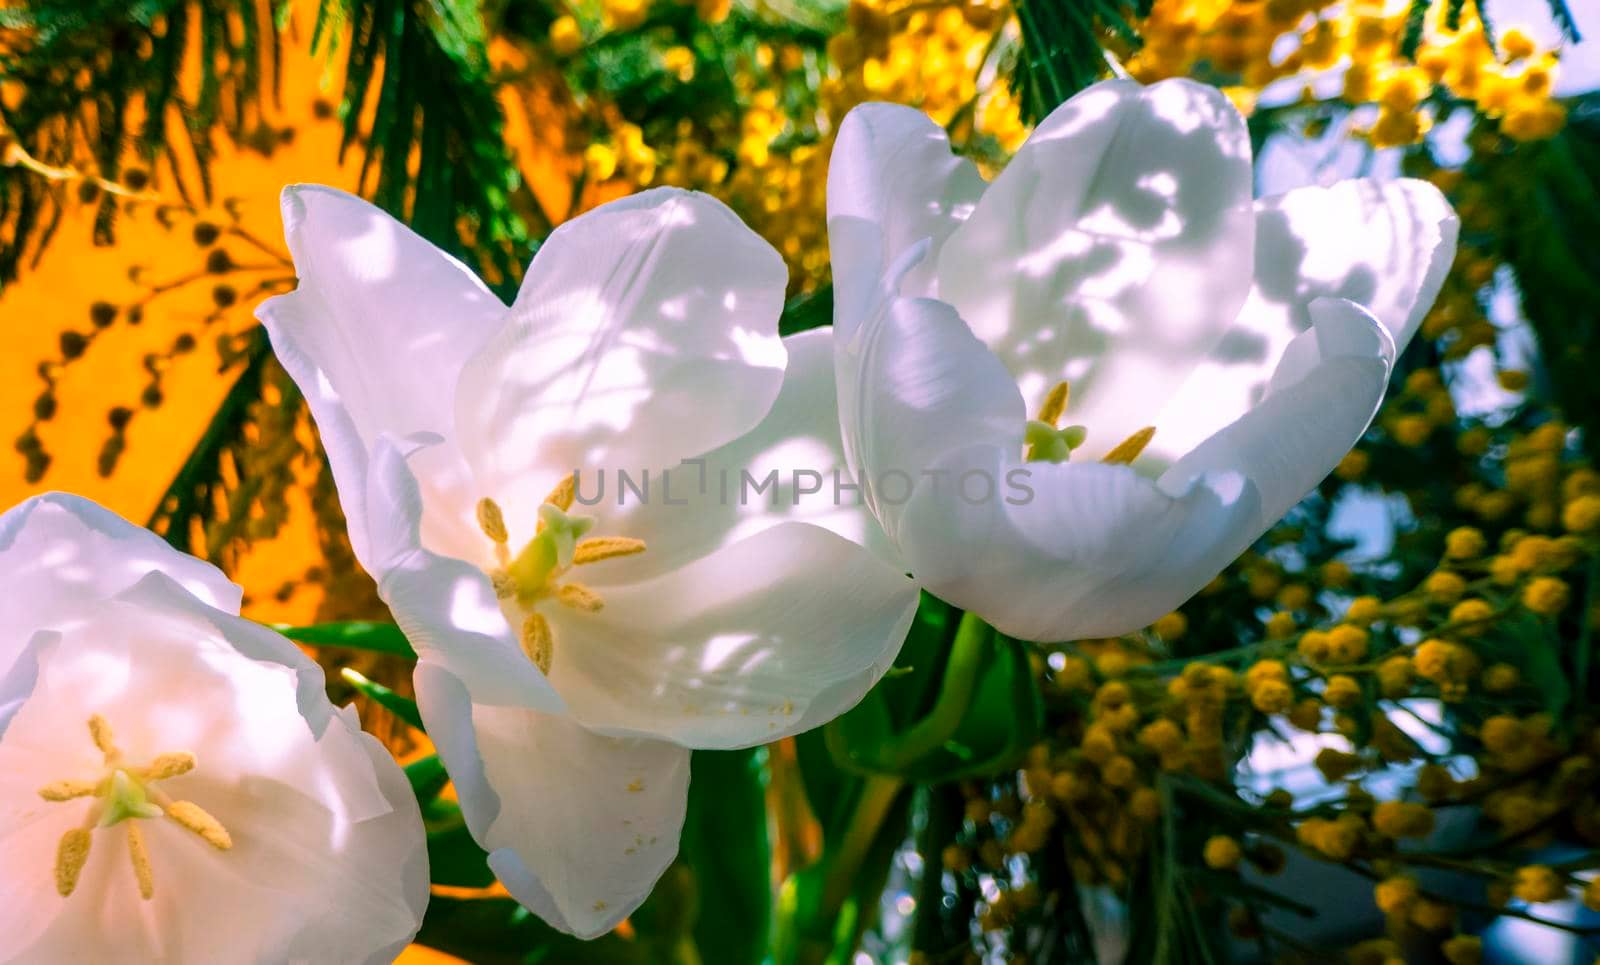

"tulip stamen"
[477,497,512,567]
[126,823,155,900]
[42,716,231,902]
[39,779,98,801]
[555,583,605,612]
[1036,380,1071,427]
[1023,381,1160,467]
[1024,380,1089,464]
[573,537,647,565]
[166,800,233,850]
[521,612,553,674]
[1101,426,1156,465]
[544,475,576,513]
[55,828,91,897]
[478,483,647,676]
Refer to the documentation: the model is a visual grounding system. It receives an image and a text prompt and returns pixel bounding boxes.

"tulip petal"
[115,571,343,739]
[898,299,1392,642]
[257,184,505,565]
[894,444,1259,641]
[1248,178,1457,352]
[935,78,1256,455]
[835,276,1025,540]
[1159,297,1394,540]
[0,493,240,667]
[415,662,690,939]
[454,188,788,543]
[1145,179,1457,464]
[584,327,901,585]
[366,435,564,712]
[827,102,985,328]
[544,521,918,748]
[0,605,427,964]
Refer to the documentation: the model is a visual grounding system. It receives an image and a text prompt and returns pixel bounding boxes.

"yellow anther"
[39,780,98,802]
[88,715,118,758]
[45,717,230,902]
[126,823,155,900]
[573,537,647,565]
[1037,381,1071,426]
[139,752,196,782]
[521,612,553,675]
[480,490,643,675]
[626,778,644,793]
[166,801,233,850]
[545,474,577,512]
[476,498,509,544]
[1102,426,1156,465]
[55,828,91,897]
[555,583,605,612]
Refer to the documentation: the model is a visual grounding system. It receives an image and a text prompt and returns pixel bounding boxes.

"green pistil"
[1024,420,1088,463]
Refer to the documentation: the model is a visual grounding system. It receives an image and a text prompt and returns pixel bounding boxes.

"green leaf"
[405,754,449,804]
[679,748,772,965]
[824,607,1043,782]
[416,894,651,964]
[341,668,425,732]
[1009,0,1146,123]
[1514,613,1572,720]
[1185,868,1317,918]
[423,801,497,889]
[779,285,832,336]
[277,621,416,659]
[404,754,495,889]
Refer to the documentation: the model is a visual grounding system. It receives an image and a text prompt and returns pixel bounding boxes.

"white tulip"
[0,493,427,963]
[258,186,918,937]
[827,78,1459,642]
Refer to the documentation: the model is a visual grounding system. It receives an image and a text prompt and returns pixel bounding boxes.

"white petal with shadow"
[414,662,689,940]
[453,188,788,544]
[1145,179,1456,465]
[835,272,1024,541]
[256,184,505,564]
[584,327,901,586]
[895,445,1259,641]
[934,78,1256,455]
[827,102,986,328]
[545,521,918,748]
[0,493,240,668]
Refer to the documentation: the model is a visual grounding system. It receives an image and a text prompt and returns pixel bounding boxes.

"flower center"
[477,475,647,675]
[1023,380,1156,466]
[41,715,233,901]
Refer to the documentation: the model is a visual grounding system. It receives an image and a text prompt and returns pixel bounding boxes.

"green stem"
[1576,554,1598,709]
[881,612,991,770]
[817,776,904,918]
[910,785,962,955]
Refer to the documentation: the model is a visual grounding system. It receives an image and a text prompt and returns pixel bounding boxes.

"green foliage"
[0,0,542,289]
[340,667,424,730]
[315,0,540,288]
[279,620,418,657]
[680,749,772,965]
[1482,95,1600,464]
[824,601,1043,782]
[1009,0,1151,123]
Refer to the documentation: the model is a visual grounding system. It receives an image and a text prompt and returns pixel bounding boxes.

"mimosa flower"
[827,78,1458,641]
[258,186,917,936]
[0,493,427,964]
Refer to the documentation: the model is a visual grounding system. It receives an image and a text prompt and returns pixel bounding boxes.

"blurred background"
[3,0,1600,962]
